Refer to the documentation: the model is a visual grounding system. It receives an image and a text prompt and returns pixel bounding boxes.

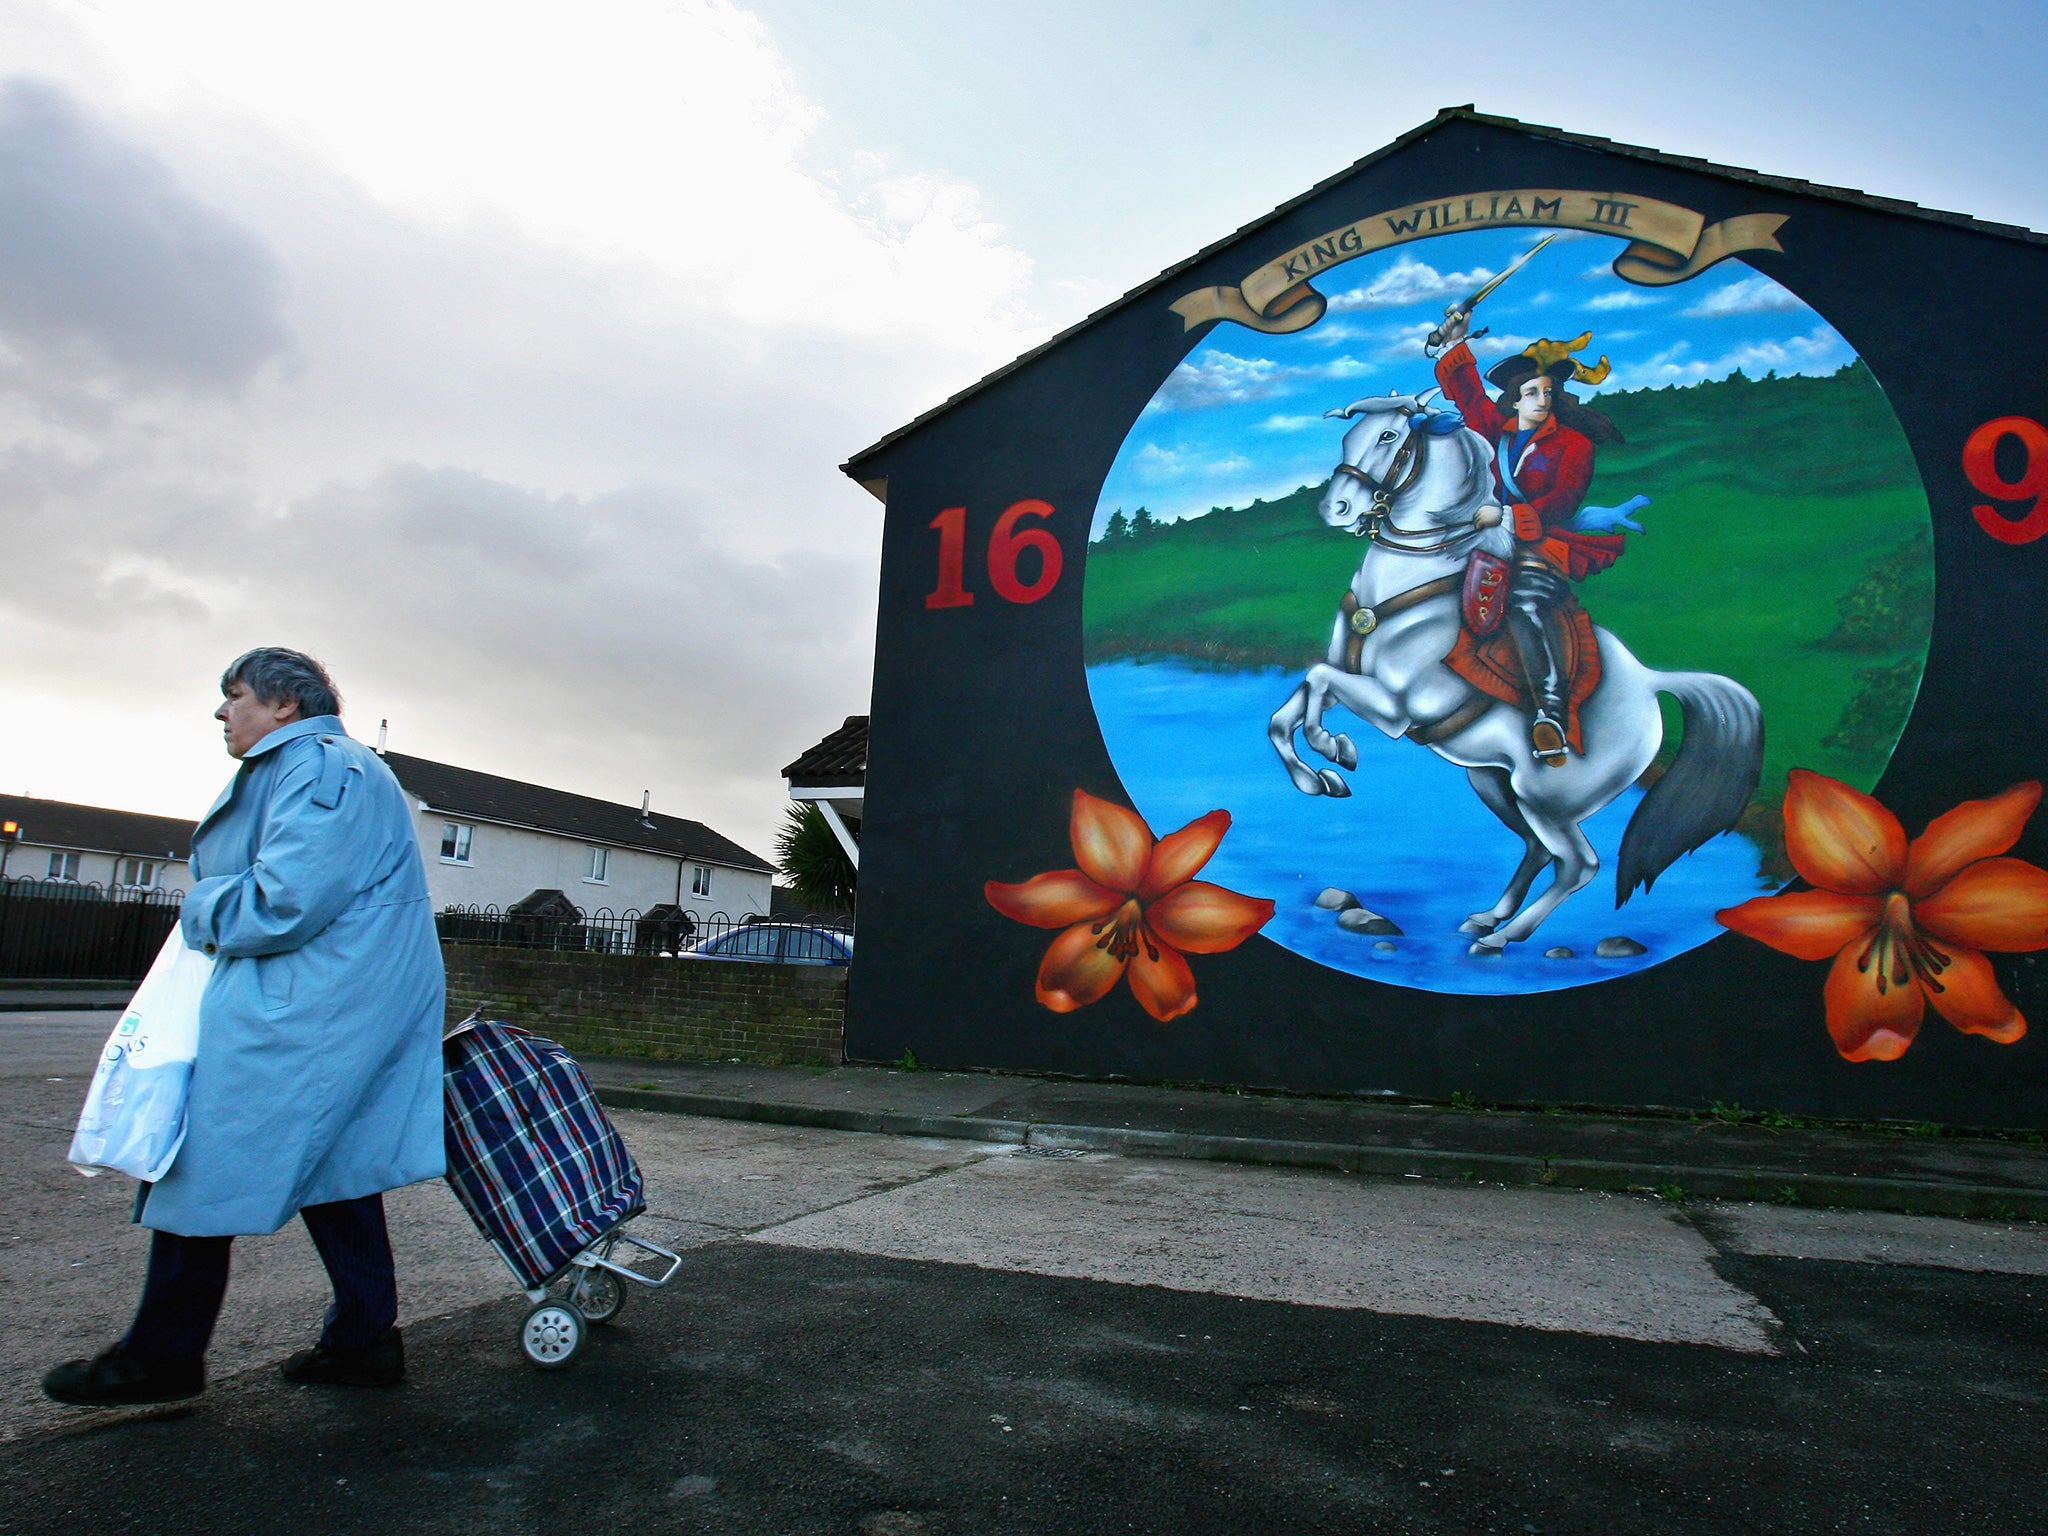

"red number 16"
[1963,416,2048,545]
[925,500,1064,609]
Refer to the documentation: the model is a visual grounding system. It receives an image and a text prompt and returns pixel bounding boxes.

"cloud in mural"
[1683,274,1808,317]
[1154,351,1377,411]
[1584,290,1661,311]
[1598,324,1849,392]
[1151,351,1290,410]
[1327,258,1493,311]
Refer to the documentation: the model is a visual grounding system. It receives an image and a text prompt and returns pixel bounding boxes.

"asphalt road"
[5,1011,2046,1534]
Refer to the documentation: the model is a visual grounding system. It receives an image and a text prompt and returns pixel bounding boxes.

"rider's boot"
[1506,560,1572,768]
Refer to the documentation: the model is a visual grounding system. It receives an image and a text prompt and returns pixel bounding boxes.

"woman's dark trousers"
[122,1192,398,1369]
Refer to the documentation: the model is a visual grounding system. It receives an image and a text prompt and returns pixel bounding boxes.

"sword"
[1425,232,1562,353]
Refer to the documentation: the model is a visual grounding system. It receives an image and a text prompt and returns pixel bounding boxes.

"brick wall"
[441,943,845,1066]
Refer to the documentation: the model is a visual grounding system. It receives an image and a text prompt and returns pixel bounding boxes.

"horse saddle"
[1461,550,1511,636]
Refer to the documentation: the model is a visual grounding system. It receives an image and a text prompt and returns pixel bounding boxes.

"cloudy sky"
[2,0,2043,861]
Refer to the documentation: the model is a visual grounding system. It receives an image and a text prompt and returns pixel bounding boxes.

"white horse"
[1267,390,1763,955]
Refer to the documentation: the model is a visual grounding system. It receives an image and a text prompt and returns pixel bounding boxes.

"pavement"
[7,1007,2048,1533]
[583,1053,2048,1221]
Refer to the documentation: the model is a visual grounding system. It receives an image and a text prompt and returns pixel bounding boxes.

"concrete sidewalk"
[585,1055,2048,1221]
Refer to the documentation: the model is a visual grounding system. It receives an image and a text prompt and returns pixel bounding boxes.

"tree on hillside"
[1101,508,1131,543]
[1129,506,1158,540]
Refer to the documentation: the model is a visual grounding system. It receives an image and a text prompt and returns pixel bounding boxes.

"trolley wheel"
[570,1267,626,1324]
[520,1302,583,1368]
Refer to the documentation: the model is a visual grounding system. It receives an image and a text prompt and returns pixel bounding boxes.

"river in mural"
[1086,658,1768,996]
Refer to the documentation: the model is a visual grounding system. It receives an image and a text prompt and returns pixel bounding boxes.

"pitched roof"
[842,105,2048,478]
[0,794,195,860]
[380,752,772,873]
[782,716,868,788]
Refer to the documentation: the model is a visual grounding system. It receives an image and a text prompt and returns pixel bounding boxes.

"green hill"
[1083,361,1935,875]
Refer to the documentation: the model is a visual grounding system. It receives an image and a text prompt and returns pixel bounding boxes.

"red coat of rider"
[1434,341,1624,581]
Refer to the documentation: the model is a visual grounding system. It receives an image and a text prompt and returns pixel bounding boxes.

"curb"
[0,1000,130,1013]
[597,1086,2048,1222]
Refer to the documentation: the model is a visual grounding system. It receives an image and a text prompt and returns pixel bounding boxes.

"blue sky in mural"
[1092,229,1850,534]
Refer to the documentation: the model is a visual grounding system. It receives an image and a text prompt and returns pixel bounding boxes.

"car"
[679,923,854,966]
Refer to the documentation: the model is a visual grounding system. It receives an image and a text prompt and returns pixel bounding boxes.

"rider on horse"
[1431,314,1625,765]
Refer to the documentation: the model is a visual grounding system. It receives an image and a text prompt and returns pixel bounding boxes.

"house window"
[585,846,609,883]
[47,851,80,881]
[440,823,473,863]
[120,859,158,888]
[691,864,711,896]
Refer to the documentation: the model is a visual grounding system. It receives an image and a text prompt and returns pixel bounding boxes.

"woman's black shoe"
[280,1327,404,1387]
[43,1346,204,1406]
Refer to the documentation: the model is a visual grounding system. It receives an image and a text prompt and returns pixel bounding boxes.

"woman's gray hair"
[220,648,342,720]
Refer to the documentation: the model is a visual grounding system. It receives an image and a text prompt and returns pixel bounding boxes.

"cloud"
[0,17,1043,852]
[0,79,290,386]
[1683,274,1809,317]
[1151,349,1376,411]
[1327,257,1491,311]
[1471,332,1536,359]
[1152,350,1289,410]
[1593,325,1850,393]
[1131,442,1187,478]
[1584,290,1659,311]
[1258,413,1323,432]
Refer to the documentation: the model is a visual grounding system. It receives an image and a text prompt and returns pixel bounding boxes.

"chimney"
[638,789,656,831]
[376,719,388,755]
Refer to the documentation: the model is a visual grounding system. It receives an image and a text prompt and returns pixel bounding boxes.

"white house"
[0,794,195,894]
[379,752,775,922]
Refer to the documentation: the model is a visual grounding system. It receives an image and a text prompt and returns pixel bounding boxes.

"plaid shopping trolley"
[443,1009,681,1367]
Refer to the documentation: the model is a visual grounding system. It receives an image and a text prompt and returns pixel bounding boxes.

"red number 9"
[1963,416,2048,545]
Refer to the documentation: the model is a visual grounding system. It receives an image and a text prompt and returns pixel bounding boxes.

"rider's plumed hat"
[1485,331,1612,392]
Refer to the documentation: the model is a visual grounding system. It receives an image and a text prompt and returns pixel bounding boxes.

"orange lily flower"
[986,790,1275,1022]
[1718,771,2048,1062]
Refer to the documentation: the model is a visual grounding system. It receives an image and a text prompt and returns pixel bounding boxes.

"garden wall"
[441,943,845,1066]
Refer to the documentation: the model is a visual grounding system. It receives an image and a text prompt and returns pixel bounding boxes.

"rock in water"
[1337,907,1403,936]
[1544,946,1574,960]
[1373,940,1397,953]
[1315,888,1361,912]
[1596,936,1648,958]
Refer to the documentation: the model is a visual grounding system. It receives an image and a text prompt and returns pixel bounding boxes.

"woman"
[45,648,446,1404]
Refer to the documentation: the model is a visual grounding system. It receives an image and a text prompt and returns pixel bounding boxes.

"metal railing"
[0,877,186,981]
[435,904,852,961]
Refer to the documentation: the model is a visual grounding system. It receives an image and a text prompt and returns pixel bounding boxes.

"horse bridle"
[1328,427,1485,555]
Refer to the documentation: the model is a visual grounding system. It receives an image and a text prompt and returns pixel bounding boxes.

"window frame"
[119,858,158,889]
[584,845,609,884]
[440,822,474,864]
[47,850,80,881]
[690,864,712,896]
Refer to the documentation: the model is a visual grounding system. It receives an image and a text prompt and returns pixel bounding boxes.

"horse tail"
[1615,670,1763,906]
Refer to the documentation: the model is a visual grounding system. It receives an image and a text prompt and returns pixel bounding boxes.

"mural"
[1083,223,1936,999]
[848,120,2048,1124]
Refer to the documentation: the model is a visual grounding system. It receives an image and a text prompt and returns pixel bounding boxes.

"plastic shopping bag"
[67,931,214,1181]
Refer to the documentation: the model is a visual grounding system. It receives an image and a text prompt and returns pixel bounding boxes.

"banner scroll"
[1172,190,1788,335]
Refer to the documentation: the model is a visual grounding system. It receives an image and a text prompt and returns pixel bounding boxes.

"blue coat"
[148,717,446,1237]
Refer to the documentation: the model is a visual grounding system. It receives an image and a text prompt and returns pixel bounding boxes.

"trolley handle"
[571,1230,683,1289]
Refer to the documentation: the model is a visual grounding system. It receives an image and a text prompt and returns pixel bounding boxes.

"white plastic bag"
[68,930,214,1181]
